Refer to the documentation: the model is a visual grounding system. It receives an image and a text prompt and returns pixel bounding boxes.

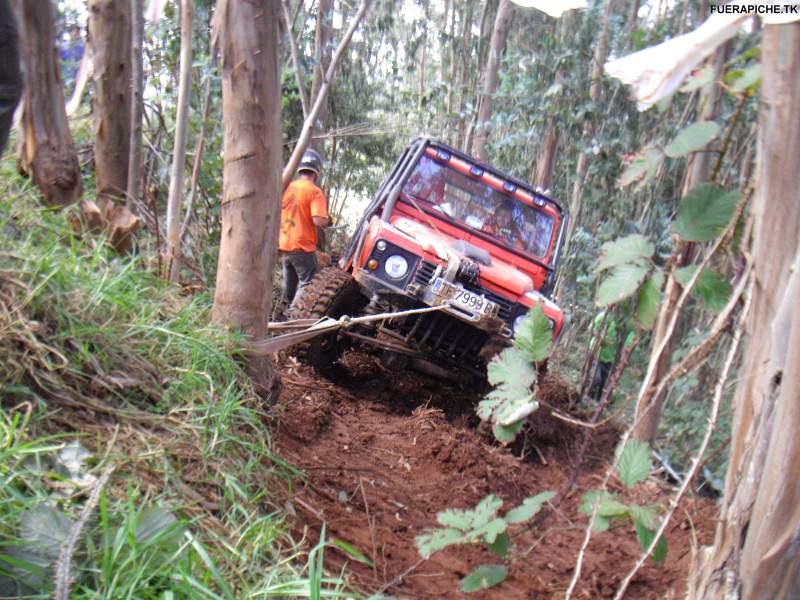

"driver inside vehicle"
[483,201,525,251]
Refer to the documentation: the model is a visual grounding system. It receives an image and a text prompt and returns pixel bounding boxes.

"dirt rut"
[274,352,715,599]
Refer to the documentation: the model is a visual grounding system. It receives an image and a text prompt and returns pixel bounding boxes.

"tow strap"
[246,304,448,355]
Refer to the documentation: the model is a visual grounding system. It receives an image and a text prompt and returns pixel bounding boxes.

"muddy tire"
[288,267,367,371]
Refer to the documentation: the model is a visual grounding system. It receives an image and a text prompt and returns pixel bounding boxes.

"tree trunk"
[688,23,800,599]
[166,0,193,282]
[126,0,144,209]
[309,0,333,155]
[566,0,614,240]
[16,0,81,207]
[212,0,282,393]
[89,0,132,202]
[471,0,513,162]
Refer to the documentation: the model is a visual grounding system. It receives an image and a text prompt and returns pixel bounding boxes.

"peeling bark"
[89,0,131,202]
[16,0,81,207]
[689,23,800,599]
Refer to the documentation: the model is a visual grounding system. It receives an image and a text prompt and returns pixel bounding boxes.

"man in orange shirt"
[279,149,330,309]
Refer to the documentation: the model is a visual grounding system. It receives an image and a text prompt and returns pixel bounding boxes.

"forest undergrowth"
[0,166,356,598]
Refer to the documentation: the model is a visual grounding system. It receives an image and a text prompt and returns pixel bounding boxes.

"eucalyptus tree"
[89,0,132,202]
[689,21,800,599]
[15,0,81,206]
[211,0,282,392]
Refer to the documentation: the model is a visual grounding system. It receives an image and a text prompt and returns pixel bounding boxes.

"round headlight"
[384,255,409,279]
[376,240,387,252]
[513,314,527,333]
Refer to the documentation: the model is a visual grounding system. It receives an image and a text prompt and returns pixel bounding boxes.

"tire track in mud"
[274,352,716,599]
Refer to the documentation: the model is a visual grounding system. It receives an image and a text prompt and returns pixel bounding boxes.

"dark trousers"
[0,0,23,156]
[591,360,612,402]
[281,250,318,309]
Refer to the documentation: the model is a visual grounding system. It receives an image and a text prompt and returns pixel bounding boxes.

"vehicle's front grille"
[414,260,438,285]
[383,310,489,365]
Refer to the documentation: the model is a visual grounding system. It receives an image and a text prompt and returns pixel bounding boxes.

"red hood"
[390,217,535,296]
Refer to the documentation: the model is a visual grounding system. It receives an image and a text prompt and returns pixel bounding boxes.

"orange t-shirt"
[279,178,329,252]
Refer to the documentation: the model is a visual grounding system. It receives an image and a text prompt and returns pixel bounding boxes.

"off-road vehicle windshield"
[401,155,555,258]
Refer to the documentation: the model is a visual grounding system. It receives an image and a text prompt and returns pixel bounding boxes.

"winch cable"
[246,304,449,355]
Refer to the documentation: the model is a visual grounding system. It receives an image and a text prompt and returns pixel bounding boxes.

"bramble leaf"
[415,528,465,558]
[596,262,650,307]
[634,521,668,562]
[596,234,655,272]
[664,121,721,157]
[436,495,503,531]
[492,421,525,443]
[619,148,663,188]
[487,348,536,388]
[679,65,714,93]
[504,491,555,524]
[488,532,509,558]
[460,565,508,592]
[673,184,739,242]
[514,305,553,362]
[729,63,761,94]
[636,269,664,330]
[617,439,652,487]
[629,504,658,530]
[675,266,732,312]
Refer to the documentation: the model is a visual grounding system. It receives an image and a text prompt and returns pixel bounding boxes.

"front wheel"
[288,268,367,372]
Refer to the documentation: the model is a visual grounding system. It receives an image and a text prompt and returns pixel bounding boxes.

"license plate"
[432,278,496,316]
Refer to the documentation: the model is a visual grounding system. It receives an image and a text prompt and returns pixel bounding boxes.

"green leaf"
[331,539,374,567]
[488,532,509,558]
[415,528,464,558]
[673,184,739,242]
[619,148,663,188]
[437,495,503,531]
[471,519,507,545]
[629,504,658,530]
[679,65,715,93]
[492,420,525,443]
[514,305,553,362]
[617,439,652,488]
[596,497,631,519]
[579,491,616,532]
[664,121,721,157]
[487,348,536,388]
[636,269,664,330]
[729,63,761,94]
[634,521,668,562]
[19,507,73,559]
[460,565,508,593]
[504,491,555,524]
[135,507,179,546]
[596,262,650,307]
[675,266,732,312]
[596,234,655,272]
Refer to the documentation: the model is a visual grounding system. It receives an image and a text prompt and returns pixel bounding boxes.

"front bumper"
[353,268,507,334]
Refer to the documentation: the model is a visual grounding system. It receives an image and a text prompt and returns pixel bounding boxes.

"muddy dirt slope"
[274,352,715,599]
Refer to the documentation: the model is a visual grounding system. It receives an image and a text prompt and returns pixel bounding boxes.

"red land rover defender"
[290,138,567,381]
